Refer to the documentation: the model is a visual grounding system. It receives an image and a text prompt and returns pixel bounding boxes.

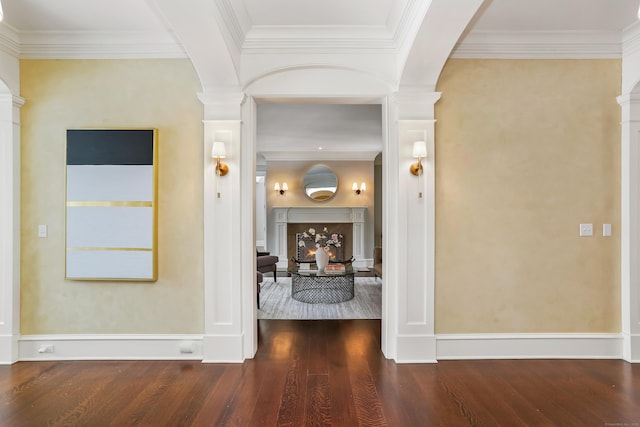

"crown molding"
[261,151,380,162]
[623,22,640,57]
[0,25,20,58]
[242,25,396,53]
[452,30,623,59]
[15,31,187,59]
[215,0,249,52]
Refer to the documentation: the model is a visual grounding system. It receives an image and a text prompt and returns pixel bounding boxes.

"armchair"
[256,251,279,309]
[373,246,382,279]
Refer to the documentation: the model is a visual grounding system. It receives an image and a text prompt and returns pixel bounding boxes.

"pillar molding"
[200,89,256,362]
[617,93,640,362]
[0,94,24,364]
[383,89,440,362]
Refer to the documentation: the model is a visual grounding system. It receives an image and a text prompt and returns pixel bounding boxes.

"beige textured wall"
[435,59,621,333]
[265,161,375,257]
[20,59,204,334]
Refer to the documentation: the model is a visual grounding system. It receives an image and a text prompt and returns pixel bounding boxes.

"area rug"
[258,277,382,320]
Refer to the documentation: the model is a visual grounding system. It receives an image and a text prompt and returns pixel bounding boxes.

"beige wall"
[435,59,621,333]
[265,160,376,258]
[20,59,204,334]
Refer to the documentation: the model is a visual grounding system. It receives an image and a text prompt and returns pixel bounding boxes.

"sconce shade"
[211,141,226,158]
[211,141,228,176]
[275,182,288,195]
[360,182,366,191]
[412,141,427,158]
[352,182,358,191]
[410,141,426,176]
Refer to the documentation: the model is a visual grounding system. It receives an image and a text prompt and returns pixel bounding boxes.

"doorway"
[254,102,384,322]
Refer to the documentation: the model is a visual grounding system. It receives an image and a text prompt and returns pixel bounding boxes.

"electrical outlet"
[603,224,612,237]
[579,224,593,237]
[38,344,54,354]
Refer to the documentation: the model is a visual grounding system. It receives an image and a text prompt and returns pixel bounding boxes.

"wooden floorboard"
[1,320,640,426]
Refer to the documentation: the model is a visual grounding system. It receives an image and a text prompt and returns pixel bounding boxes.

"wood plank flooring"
[1,320,640,426]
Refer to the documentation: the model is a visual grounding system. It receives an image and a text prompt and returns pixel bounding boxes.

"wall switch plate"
[603,224,612,237]
[38,224,47,238]
[579,224,593,237]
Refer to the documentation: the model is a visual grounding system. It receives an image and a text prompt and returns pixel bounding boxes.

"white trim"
[261,151,380,162]
[395,334,438,363]
[18,334,203,361]
[17,31,187,60]
[437,333,624,360]
[11,333,633,362]
[453,30,623,59]
[624,333,640,363]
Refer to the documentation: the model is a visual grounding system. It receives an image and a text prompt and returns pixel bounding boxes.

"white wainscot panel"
[66,207,153,248]
[66,250,154,279]
[66,165,154,201]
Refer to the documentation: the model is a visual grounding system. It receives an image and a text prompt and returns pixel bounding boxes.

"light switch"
[603,224,612,237]
[579,224,593,237]
[38,224,47,238]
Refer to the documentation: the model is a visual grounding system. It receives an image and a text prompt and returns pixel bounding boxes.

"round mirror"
[303,165,338,202]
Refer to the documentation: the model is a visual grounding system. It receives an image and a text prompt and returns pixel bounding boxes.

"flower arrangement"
[298,227,342,253]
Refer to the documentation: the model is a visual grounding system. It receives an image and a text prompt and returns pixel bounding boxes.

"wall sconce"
[211,141,229,176]
[410,140,427,176]
[352,182,366,195]
[274,182,288,195]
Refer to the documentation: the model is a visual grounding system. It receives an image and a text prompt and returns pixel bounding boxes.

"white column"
[274,208,289,269]
[0,94,24,364]
[618,93,640,363]
[383,90,440,363]
[200,90,257,362]
[351,207,366,266]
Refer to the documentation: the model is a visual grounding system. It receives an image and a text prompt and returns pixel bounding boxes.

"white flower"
[315,234,322,242]
[298,240,305,247]
[308,228,316,235]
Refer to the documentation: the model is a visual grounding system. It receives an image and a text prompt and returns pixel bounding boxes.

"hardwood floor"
[1,320,640,426]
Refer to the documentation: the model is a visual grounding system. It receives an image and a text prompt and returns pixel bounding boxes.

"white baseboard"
[19,334,203,361]
[395,334,438,363]
[623,333,640,363]
[436,333,624,360]
[14,332,632,363]
[0,334,19,364]
[202,334,245,363]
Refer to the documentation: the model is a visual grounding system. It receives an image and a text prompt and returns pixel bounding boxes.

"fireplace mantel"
[273,207,367,268]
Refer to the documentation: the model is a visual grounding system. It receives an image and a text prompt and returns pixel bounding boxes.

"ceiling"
[2,0,638,156]
[3,0,638,50]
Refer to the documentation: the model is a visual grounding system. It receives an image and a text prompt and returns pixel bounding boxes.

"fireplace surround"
[273,207,367,269]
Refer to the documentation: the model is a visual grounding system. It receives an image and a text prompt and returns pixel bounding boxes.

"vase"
[315,248,329,271]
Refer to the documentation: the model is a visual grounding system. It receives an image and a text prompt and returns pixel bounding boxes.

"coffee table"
[290,267,356,304]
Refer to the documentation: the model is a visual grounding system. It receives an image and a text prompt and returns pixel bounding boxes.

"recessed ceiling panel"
[3,0,168,32]
[240,0,396,26]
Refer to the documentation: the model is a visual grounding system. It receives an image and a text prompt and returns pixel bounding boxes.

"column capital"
[393,87,442,120]
[198,86,246,120]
